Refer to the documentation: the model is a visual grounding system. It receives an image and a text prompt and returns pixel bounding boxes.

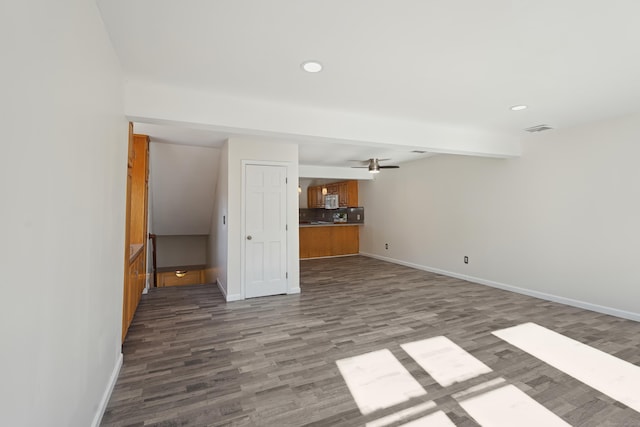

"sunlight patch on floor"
[401,336,492,387]
[493,322,640,413]
[338,322,640,426]
[458,384,571,427]
[336,349,427,415]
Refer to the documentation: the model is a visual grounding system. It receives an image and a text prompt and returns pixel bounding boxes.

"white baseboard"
[216,278,228,299]
[360,252,640,323]
[216,278,243,302]
[91,352,123,427]
[144,273,151,293]
[215,279,297,300]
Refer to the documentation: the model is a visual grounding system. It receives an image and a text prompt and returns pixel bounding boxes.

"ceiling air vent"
[524,124,553,133]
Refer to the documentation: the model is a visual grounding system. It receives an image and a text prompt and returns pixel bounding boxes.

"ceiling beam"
[125,79,522,159]
[300,165,374,180]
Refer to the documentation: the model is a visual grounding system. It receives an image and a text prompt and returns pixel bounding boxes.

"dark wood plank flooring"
[102,256,640,426]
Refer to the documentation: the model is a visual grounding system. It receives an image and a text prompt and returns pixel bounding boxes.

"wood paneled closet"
[122,124,149,342]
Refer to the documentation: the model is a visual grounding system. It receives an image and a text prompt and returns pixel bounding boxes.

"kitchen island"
[299,223,360,259]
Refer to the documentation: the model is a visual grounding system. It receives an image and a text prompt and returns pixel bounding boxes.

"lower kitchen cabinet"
[299,225,359,258]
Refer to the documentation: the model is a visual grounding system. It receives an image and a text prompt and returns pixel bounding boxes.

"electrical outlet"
[464,256,469,264]
[385,243,389,250]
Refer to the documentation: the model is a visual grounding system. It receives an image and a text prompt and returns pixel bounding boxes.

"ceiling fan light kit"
[369,158,380,173]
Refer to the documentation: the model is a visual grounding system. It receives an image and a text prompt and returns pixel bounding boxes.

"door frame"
[240,160,294,299]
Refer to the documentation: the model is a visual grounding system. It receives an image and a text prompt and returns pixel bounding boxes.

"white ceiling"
[100,0,640,165]
[134,122,432,167]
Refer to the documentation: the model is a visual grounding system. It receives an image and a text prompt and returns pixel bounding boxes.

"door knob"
[247,235,252,240]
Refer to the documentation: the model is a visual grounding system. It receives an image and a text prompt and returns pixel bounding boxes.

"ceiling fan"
[351,158,400,174]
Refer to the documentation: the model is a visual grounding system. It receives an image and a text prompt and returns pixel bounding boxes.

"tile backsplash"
[299,207,365,224]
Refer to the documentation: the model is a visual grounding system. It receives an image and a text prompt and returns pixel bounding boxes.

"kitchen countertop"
[299,222,363,228]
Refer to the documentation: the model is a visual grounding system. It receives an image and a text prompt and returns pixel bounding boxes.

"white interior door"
[244,164,288,298]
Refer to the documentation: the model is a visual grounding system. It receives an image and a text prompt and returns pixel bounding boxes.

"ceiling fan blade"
[350,158,398,170]
[349,158,392,163]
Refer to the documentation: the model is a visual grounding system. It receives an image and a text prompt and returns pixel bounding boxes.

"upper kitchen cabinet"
[341,180,358,207]
[307,180,359,208]
[307,185,325,208]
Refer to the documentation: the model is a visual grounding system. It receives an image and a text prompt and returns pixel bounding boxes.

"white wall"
[146,170,155,289]
[0,1,126,426]
[298,178,310,209]
[209,137,300,301]
[149,142,219,235]
[360,112,640,320]
[206,141,229,293]
[156,235,208,267]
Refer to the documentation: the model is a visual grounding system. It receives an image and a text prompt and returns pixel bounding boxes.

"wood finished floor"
[102,256,640,426]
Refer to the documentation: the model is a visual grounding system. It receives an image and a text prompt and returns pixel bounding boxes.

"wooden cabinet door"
[346,180,358,206]
[299,225,359,258]
[316,186,324,207]
[308,185,325,208]
[331,225,359,254]
[337,182,348,207]
[308,186,321,208]
[306,187,314,208]
[299,226,334,258]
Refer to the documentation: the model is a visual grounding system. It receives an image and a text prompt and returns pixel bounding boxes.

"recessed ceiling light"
[510,105,528,111]
[301,61,323,73]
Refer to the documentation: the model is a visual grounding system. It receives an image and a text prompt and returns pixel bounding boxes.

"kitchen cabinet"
[325,183,339,196]
[299,225,359,258]
[336,180,358,207]
[307,185,325,208]
[347,181,358,207]
[307,180,358,208]
[336,182,347,205]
